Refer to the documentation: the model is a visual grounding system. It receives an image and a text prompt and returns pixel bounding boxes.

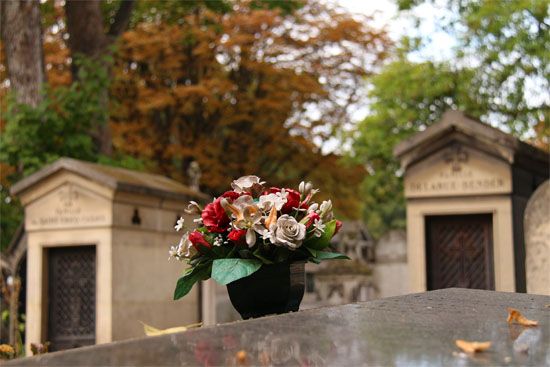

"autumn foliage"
[1,0,389,222]
[109,1,389,217]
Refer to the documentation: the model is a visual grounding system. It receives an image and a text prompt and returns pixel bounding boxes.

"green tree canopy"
[350,0,549,239]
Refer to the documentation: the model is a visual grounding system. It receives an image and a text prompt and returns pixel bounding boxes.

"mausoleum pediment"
[25,181,112,231]
[404,144,511,198]
[394,110,548,176]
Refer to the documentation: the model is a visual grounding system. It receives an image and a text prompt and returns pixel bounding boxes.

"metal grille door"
[426,214,494,290]
[47,246,96,351]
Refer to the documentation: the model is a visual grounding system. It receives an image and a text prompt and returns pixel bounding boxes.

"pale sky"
[319,0,458,154]
[335,0,457,61]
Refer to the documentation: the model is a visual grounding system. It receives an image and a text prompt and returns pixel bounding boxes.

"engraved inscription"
[405,146,509,197]
[29,184,108,228]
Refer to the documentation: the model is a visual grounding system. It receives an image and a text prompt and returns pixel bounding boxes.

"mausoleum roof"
[394,110,548,174]
[10,157,208,201]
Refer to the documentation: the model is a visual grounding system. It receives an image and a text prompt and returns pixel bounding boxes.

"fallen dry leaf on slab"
[455,339,492,353]
[140,321,202,336]
[236,350,248,366]
[506,308,538,327]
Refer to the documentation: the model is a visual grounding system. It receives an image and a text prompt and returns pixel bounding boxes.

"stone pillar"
[524,180,550,295]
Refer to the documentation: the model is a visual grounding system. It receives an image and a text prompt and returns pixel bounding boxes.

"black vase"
[226,261,305,319]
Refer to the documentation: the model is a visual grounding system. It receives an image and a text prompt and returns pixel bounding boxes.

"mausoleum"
[10,158,209,353]
[395,110,548,293]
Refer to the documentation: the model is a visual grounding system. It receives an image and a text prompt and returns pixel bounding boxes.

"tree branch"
[108,0,135,39]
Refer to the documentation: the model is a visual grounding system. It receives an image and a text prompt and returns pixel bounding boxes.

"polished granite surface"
[7,288,550,366]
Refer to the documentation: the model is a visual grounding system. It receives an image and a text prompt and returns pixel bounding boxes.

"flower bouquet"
[169,175,348,318]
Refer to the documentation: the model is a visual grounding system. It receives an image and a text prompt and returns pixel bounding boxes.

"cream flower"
[221,195,266,247]
[231,175,265,193]
[269,215,306,250]
[258,192,288,211]
[184,201,202,215]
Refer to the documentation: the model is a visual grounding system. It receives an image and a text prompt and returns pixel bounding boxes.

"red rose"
[306,212,321,228]
[228,229,247,245]
[221,190,240,201]
[334,220,343,236]
[188,231,212,251]
[201,191,240,233]
[266,187,308,214]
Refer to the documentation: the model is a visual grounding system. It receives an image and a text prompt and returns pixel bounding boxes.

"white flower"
[213,236,223,247]
[258,192,287,211]
[168,232,195,260]
[174,217,185,231]
[269,214,306,250]
[231,175,265,193]
[312,219,326,237]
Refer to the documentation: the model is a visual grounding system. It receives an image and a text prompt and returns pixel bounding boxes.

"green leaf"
[274,246,290,262]
[309,249,350,260]
[173,264,211,300]
[308,257,321,264]
[238,249,253,258]
[211,258,262,285]
[253,248,274,264]
[303,220,337,250]
[303,245,316,257]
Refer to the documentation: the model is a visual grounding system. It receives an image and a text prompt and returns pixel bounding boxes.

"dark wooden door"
[426,214,494,290]
[47,246,96,351]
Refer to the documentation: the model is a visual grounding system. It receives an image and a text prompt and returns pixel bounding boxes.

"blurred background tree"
[110,0,388,215]
[1,0,547,248]
[0,0,389,249]
[349,0,549,238]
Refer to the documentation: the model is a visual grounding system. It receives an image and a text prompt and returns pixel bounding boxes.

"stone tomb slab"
[7,288,550,366]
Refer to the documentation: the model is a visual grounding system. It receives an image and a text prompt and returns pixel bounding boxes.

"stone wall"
[373,229,409,298]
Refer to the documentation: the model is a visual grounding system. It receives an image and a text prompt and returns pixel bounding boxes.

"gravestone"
[302,221,376,309]
[6,289,550,366]
[10,158,209,354]
[524,180,550,295]
[373,229,408,298]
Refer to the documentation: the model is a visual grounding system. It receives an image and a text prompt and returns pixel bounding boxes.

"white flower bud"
[308,203,319,213]
[299,181,306,194]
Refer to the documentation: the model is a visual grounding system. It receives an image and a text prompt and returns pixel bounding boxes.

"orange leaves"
[172,85,210,99]
[507,308,538,327]
[454,307,540,358]
[108,0,388,209]
[455,340,491,354]
[136,90,175,112]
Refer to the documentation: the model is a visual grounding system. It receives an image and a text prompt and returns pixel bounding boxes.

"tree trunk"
[64,0,134,156]
[64,1,108,69]
[0,0,45,107]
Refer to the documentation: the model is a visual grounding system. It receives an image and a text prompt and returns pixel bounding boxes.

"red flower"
[188,231,212,251]
[266,187,308,214]
[334,220,343,236]
[201,191,240,233]
[306,212,321,228]
[228,229,247,246]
